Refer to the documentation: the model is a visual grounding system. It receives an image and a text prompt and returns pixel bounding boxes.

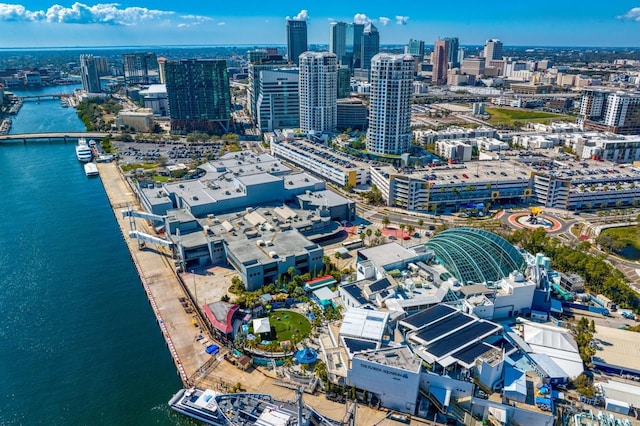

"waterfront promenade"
[96,161,420,425]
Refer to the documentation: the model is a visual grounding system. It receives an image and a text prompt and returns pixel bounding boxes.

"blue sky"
[1,2,640,48]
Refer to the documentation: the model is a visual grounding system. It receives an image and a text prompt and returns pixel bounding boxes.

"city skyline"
[1,2,640,48]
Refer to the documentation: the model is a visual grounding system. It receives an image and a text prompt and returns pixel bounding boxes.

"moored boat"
[84,162,98,177]
[76,138,92,162]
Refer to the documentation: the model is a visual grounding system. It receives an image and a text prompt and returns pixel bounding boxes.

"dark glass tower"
[286,19,308,65]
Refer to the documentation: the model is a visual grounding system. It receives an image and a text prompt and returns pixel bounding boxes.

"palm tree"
[365,228,372,245]
[381,215,390,228]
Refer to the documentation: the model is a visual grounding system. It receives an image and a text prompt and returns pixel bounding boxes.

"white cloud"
[619,7,640,21]
[353,13,371,25]
[0,2,217,26]
[287,9,308,21]
[395,15,409,25]
[378,16,390,26]
[217,22,225,26]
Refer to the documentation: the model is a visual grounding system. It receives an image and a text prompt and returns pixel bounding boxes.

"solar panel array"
[401,304,457,329]
[413,312,475,344]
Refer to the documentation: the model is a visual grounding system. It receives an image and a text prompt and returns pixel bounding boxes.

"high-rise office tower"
[329,22,347,64]
[580,89,640,135]
[483,39,503,61]
[256,69,299,133]
[366,53,414,155]
[360,23,380,71]
[157,57,167,84]
[123,52,160,85]
[164,59,231,133]
[407,39,425,62]
[298,52,338,134]
[286,19,308,65]
[445,37,460,68]
[337,66,351,99]
[79,54,101,93]
[345,23,364,69]
[432,39,450,86]
[457,48,466,68]
[247,59,290,125]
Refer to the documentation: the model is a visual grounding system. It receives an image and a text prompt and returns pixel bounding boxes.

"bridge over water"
[0,132,112,143]
[16,93,72,101]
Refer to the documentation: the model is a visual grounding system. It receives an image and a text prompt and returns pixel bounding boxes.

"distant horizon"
[1,43,639,51]
[1,2,639,48]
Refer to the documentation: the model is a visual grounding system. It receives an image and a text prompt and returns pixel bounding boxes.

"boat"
[75,138,93,162]
[84,163,98,177]
[168,387,342,426]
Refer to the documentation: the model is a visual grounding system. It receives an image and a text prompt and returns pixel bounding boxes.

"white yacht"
[75,138,93,162]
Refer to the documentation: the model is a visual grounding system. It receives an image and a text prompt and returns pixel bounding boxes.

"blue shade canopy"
[425,228,526,285]
[295,348,318,364]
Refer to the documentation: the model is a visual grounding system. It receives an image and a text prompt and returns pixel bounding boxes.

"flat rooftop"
[353,346,422,373]
[339,307,389,341]
[225,229,319,265]
[358,243,421,269]
[593,325,640,373]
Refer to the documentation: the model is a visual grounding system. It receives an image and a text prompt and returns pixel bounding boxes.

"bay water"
[0,86,189,424]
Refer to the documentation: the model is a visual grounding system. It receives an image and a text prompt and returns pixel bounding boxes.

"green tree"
[381,215,390,228]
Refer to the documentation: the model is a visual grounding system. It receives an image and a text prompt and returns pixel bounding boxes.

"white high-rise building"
[366,53,414,155]
[299,52,338,134]
[256,69,300,133]
[483,39,503,61]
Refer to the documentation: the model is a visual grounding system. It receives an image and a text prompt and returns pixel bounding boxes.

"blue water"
[0,88,187,424]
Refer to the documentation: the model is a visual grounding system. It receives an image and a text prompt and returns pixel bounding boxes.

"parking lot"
[112,140,223,165]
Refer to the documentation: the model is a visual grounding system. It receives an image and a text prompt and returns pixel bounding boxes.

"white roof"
[339,307,389,341]
[600,380,640,408]
[522,321,584,379]
[504,367,527,397]
[253,317,271,334]
[256,408,290,426]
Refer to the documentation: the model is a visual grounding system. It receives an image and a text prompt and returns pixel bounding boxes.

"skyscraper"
[407,39,425,62]
[345,23,364,69]
[286,19,308,65]
[360,23,380,71]
[483,39,503,61]
[337,66,351,99]
[247,59,290,125]
[298,52,338,134]
[256,69,299,133]
[432,39,450,86]
[79,54,101,94]
[164,59,231,133]
[329,22,347,64]
[123,52,160,85]
[366,53,414,155]
[445,37,460,68]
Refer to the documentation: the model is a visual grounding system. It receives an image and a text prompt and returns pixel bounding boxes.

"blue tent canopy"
[295,348,318,364]
[205,344,219,355]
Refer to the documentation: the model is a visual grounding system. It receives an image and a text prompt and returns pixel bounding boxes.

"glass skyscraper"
[286,19,308,66]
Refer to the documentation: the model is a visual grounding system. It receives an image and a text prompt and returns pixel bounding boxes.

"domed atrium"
[425,228,526,285]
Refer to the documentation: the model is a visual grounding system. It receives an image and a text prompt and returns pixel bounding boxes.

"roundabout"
[505,207,563,233]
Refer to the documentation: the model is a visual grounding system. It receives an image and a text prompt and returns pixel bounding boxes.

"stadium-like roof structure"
[425,228,526,285]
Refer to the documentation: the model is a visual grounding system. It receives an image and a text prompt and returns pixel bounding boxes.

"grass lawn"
[600,225,640,251]
[485,107,573,126]
[120,163,157,172]
[252,310,311,343]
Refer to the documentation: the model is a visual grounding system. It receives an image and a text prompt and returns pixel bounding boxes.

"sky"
[0,1,640,48]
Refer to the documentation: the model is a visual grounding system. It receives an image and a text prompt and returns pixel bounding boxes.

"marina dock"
[96,162,400,425]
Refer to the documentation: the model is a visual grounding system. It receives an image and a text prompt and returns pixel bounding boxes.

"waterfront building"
[432,39,450,86]
[256,68,300,132]
[407,39,425,62]
[79,54,101,94]
[329,22,347,64]
[123,52,160,85]
[483,39,504,62]
[115,109,154,132]
[299,52,338,135]
[286,19,308,65]
[360,23,380,72]
[93,56,110,76]
[345,23,365,69]
[366,53,414,155]
[164,59,231,133]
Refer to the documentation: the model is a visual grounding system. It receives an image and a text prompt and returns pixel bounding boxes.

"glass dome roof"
[425,228,526,285]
